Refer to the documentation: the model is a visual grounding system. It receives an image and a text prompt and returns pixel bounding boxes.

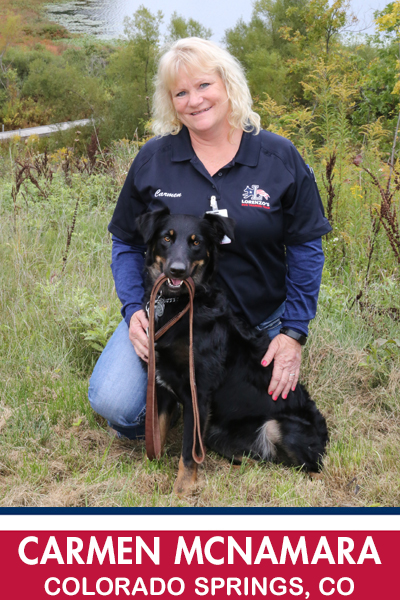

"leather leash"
[145,273,206,465]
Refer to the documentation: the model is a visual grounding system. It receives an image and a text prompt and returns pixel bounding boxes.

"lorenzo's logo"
[242,185,270,209]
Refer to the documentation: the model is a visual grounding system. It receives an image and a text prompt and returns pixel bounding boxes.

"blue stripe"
[0,508,398,515]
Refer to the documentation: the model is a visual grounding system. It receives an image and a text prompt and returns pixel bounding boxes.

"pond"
[44,0,253,43]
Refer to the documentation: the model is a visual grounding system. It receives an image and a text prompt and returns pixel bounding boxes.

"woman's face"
[171,69,230,137]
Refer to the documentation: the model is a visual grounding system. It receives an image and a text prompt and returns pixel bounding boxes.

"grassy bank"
[0,0,71,43]
[0,139,399,507]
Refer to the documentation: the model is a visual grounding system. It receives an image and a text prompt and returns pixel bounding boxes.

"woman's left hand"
[261,334,302,400]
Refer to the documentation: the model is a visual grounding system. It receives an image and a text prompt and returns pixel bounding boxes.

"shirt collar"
[170,126,261,167]
[234,129,261,167]
[170,126,195,162]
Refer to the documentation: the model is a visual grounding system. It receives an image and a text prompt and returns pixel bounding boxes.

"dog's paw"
[173,457,198,496]
[308,471,324,481]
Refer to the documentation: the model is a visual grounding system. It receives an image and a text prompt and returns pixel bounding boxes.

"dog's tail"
[252,420,282,461]
[252,416,328,472]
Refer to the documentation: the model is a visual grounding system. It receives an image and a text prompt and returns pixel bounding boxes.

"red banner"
[0,529,394,598]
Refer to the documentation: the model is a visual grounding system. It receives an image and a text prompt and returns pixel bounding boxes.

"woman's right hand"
[129,309,149,362]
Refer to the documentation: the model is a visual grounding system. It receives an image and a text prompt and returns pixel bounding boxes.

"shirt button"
[212,185,216,189]
[218,172,223,176]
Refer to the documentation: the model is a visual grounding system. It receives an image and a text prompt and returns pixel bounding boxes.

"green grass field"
[1,140,400,507]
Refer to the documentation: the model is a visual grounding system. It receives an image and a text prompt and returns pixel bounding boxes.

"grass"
[1,141,400,507]
[1,0,73,46]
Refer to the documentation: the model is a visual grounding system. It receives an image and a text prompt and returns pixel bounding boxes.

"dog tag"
[154,297,165,318]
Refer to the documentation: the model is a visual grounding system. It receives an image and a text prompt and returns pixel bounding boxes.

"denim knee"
[88,375,146,428]
[88,320,147,429]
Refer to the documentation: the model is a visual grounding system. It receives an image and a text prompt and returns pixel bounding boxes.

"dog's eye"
[163,236,171,243]
[193,239,200,246]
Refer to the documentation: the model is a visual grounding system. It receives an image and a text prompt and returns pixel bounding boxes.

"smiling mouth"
[167,278,184,290]
[191,107,212,116]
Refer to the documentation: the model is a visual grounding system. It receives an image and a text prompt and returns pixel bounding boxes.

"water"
[45,0,254,43]
[45,1,124,37]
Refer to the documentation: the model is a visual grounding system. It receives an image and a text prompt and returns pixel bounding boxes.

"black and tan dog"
[136,207,328,494]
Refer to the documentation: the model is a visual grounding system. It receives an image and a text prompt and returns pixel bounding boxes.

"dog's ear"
[203,213,236,243]
[136,207,171,244]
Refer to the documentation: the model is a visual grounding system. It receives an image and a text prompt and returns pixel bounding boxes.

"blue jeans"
[88,301,286,439]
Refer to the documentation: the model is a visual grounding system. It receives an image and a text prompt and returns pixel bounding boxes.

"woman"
[89,38,331,439]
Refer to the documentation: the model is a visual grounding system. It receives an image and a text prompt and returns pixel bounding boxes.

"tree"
[223,3,300,104]
[375,1,400,36]
[374,2,400,168]
[21,53,105,123]
[122,5,163,116]
[167,12,212,41]
[0,14,22,66]
[375,2,400,95]
[252,0,309,56]
[224,0,355,105]
[352,42,398,127]
[105,6,163,139]
[279,0,355,60]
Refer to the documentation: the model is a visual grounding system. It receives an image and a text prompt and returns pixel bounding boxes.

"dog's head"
[136,207,235,295]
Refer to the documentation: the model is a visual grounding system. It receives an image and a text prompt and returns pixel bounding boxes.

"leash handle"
[145,274,206,464]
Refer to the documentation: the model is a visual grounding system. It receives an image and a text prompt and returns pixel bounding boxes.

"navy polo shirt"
[109,126,331,327]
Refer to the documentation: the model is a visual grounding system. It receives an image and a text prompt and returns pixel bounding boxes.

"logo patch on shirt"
[242,185,270,209]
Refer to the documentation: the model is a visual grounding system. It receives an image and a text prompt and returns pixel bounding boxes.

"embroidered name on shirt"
[242,185,270,209]
[155,189,182,197]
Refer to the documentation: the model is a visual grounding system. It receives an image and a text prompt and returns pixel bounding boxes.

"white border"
[0,515,398,531]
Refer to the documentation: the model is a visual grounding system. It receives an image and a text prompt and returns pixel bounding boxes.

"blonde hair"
[152,37,260,137]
